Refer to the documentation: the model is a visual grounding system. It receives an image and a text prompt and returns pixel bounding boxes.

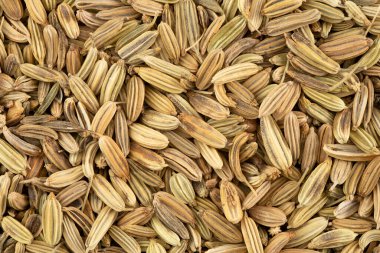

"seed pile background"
[0,0,380,252]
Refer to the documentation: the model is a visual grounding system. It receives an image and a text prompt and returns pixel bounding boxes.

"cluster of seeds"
[0,0,380,252]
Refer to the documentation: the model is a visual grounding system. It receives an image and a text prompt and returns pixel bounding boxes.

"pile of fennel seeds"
[0,0,380,252]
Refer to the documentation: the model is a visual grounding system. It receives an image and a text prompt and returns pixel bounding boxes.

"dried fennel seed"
[0,0,379,253]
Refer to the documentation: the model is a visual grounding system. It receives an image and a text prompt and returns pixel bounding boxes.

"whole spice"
[0,1,378,253]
